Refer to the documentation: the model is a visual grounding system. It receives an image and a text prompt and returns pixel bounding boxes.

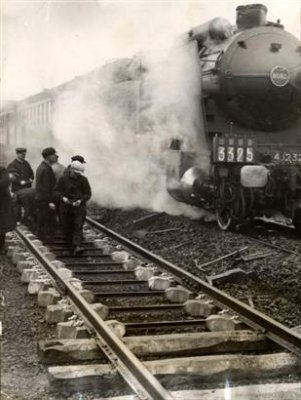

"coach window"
[39,104,42,125]
[40,103,43,125]
[42,103,44,124]
[45,103,48,123]
[44,103,47,125]
[36,104,40,125]
[35,105,38,125]
[49,102,52,119]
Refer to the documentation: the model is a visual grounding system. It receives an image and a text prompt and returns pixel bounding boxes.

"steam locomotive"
[166,3,301,231]
[1,3,300,232]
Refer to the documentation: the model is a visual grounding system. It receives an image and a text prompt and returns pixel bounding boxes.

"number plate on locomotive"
[217,146,254,163]
[273,152,301,164]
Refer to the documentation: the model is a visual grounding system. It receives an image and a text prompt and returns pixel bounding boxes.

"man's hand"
[20,180,26,185]
[73,200,81,207]
[49,203,56,210]
[62,196,70,204]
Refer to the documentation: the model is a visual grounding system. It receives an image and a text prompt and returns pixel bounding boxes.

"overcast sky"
[1,0,300,102]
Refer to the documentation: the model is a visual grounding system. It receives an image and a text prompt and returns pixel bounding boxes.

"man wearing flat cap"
[8,147,34,222]
[7,148,34,193]
[71,155,86,164]
[55,160,91,255]
[35,147,57,242]
[63,154,86,175]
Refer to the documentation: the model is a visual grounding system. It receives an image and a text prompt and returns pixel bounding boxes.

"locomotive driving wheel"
[216,180,236,231]
[216,181,246,231]
[217,205,236,231]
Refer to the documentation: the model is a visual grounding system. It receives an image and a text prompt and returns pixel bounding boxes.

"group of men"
[0,147,91,255]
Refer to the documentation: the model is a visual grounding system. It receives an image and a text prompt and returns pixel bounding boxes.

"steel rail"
[15,227,174,400]
[86,216,301,357]
[245,236,296,254]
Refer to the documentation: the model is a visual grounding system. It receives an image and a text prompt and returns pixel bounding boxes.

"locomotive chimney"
[236,4,267,30]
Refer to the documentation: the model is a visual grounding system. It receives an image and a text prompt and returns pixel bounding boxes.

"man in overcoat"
[55,160,91,254]
[7,148,34,222]
[0,166,16,254]
[7,148,34,192]
[35,147,57,242]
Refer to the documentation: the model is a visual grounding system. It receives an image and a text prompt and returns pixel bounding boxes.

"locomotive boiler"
[167,3,301,231]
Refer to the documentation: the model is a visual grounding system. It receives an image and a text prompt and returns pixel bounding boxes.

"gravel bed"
[90,206,301,327]
[1,254,53,400]
[0,253,130,399]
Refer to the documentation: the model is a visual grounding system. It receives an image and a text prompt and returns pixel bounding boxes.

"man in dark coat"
[7,148,34,222]
[7,148,34,193]
[0,166,16,254]
[35,147,57,242]
[55,160,91,254]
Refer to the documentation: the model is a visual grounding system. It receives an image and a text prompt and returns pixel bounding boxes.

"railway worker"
[7,148,34,193]
[35,147,57,243]
[7,148,34,222]
[61,154,88,234]
[63,154,86,176]
[0,166,16,254]
[54,160,91,255]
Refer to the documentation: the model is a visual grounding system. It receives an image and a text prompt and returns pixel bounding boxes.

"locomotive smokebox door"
[217,27,301,131]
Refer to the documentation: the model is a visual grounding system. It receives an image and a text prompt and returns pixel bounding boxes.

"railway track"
[7,217,301,399]
[98,208,301,328]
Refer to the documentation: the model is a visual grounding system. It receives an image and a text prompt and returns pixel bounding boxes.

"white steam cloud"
[52,43,212,219]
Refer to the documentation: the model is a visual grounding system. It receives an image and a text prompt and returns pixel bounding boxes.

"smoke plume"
[52,43,213,219]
